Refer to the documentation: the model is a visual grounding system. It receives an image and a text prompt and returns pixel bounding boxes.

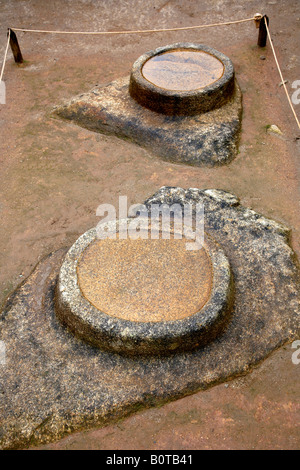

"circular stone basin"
[55,220,233,356]
[77,236,213,323]
[129,43,235,115]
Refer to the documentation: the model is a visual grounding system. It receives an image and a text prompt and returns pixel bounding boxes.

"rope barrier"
[0,29,10,83]
[0,15,259,85]
[264,17,300,130]
[1,13,299,130]
[10,16,256,35]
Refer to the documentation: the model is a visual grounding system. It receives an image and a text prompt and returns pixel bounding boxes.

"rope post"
[257,15,269,47]
[8,28,24,64]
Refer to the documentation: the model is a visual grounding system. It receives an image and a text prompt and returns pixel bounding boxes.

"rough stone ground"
[37,347,300,451]
[0,0,299,450]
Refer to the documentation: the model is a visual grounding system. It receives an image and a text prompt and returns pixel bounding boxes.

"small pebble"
[260,56,266,60]
[267,124,283,136]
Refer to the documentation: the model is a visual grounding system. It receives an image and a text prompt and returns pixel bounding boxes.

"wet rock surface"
[0,187,299,449]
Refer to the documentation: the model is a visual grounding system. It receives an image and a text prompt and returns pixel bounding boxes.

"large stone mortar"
[55,222,234,356]
[129,43,235,115]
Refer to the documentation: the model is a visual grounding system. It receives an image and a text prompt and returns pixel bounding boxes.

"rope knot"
[254,13,263,28]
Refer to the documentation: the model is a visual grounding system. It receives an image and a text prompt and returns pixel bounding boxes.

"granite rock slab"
[0,187,299,449]
[53,77,242,167]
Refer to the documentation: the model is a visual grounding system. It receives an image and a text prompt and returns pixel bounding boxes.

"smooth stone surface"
[142,50,224,91]
[77,235,213,323]
[0,188,299,450]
